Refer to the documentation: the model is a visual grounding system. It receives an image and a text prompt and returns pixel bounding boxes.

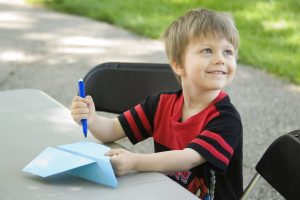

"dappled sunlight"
[58,36,118,47]
[0,50,40,62]
[0,21,31,29]
[253,1,276,14]
[55,46,107,55]
[236,1,277,22]
[0,0,26,5]
[0,11,32,22]
[0,11,34,29]
[237,1,298,34]
[55,36,164,56]
[262,19,292,31]
[286,85,300,94]
[55,36,118,55]
[0,50,25,61]
[141,40,164,51]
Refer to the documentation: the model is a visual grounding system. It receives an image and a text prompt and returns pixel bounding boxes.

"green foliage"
[27,0,300,84]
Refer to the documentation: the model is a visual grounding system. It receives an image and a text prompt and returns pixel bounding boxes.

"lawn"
[28,0,300,84]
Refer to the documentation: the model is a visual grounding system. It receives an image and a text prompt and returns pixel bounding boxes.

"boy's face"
[175,36,237,92]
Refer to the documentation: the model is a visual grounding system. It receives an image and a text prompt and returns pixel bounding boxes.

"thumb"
[85,95,94,105]
[85,96,95,111]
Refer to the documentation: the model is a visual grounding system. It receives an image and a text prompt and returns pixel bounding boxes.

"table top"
[0,89,198,200]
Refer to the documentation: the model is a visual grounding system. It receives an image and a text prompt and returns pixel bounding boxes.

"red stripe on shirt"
[135,104,152,135]
[201,130,233,155]
[192,138,229,165]
[124,110,143,141]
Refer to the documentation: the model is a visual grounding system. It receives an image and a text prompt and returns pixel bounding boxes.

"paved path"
[1,1,299,199]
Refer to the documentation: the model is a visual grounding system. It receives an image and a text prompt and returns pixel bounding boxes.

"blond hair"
[161,8,239,82]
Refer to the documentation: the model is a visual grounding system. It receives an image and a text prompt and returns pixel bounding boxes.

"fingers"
[70,96,90,124]
[71,96,86,108]
[105,149,133,176]
[105,149,124,157]
[106,149,122,176]
[106,149,124,167]
[71,109,89,122]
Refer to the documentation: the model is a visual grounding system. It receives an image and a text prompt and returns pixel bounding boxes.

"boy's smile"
[206,69,227,77]
[177,36,237,93]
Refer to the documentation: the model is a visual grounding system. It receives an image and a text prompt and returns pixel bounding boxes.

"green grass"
[27,0,300,84]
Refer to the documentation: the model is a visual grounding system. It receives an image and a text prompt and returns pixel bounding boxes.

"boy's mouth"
[207,70,226,75]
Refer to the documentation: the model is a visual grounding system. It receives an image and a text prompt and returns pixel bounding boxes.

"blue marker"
[78,79,88,137]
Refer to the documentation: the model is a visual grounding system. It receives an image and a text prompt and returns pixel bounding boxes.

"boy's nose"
[213,52,225,65]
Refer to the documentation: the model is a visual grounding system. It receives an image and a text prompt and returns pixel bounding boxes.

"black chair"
[241,130,300,200]
[83,62,180,113]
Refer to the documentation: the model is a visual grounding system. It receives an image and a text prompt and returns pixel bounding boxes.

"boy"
[71,8,243,200]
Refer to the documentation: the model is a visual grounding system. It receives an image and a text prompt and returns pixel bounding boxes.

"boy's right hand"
[70,95,97,126]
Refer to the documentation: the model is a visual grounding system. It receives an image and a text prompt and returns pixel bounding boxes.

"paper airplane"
[22,141,117,188]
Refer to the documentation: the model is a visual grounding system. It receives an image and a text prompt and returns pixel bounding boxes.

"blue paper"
[22,141,117,188]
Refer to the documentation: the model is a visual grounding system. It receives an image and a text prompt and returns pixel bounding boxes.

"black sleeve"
[118,92,161,144]
[187,103,242,172]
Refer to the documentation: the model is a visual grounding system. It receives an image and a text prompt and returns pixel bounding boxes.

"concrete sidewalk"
[1,1,299,199]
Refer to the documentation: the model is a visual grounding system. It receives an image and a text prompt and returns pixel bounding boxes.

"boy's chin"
[207,82,229,90]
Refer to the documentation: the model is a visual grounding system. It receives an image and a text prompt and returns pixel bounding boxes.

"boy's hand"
[70,95,97,126]
[105,149,137,176]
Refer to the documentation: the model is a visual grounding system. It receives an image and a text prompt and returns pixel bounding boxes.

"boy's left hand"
[105,149,137,176]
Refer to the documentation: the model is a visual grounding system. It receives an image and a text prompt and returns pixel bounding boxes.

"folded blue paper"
[22,141,118,188]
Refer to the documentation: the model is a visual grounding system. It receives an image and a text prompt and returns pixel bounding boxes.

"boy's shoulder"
[214,91,238,109]
[212,92,242,121]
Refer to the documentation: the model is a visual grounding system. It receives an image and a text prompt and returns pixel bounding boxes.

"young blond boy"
[71,8,243,200]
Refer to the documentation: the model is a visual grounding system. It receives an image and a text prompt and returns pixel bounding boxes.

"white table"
[0,89,198,200]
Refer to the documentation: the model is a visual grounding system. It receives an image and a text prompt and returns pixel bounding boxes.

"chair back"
[83,62,180,113]
[255,130,300,199]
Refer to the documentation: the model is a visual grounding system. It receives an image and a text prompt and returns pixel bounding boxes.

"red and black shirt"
[118,90,243,200]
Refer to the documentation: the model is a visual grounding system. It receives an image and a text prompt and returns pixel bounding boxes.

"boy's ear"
[171,60,185,76]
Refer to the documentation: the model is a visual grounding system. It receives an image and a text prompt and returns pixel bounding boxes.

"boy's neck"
[181,89,221,121]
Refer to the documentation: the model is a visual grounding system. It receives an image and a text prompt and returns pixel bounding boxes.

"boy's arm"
[106,148,206,176]
[88,116,126,143]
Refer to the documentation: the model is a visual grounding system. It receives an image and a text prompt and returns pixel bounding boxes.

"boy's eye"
[224,49,234,55]
[201,48,212,54]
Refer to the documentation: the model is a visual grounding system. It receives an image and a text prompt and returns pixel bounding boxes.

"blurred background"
[0,0,299,199]
[28,0,300,85]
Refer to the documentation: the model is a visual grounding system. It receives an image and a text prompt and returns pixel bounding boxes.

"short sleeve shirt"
[118,90,243,199]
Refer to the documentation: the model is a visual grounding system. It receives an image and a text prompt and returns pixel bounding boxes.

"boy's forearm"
[88,116,124,143]
[133,148,205,172]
